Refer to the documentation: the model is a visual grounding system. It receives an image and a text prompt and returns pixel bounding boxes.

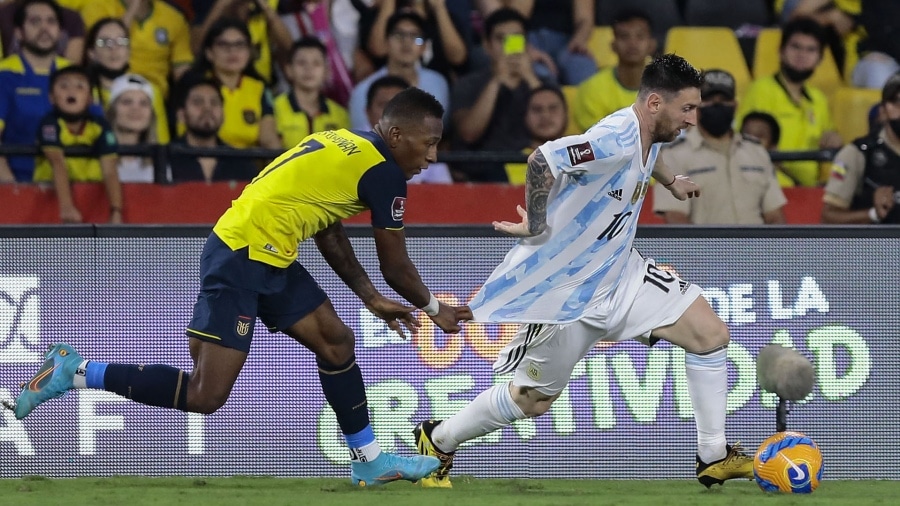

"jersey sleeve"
[357,161,408,229]
[537,125,631,178]
[37,115,62,149]
[823,143,865,208]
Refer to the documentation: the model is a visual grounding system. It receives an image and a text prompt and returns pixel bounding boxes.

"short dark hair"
[288,36,327,61]
[366,75,410,109]
[741,111,781,146]
[527,85,567,111]
[50,65,90,89]
[483,8,528,39]
[780,17,827,52]
[177,77,223,110]
[638,54,703,100]
[14,0,62,29]
[382,87,444,123]
[881,72,900,103]
[386,11,427,38]
[612,8,653,32]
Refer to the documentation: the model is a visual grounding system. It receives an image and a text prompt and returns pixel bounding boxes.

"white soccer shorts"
[491,249,703,395]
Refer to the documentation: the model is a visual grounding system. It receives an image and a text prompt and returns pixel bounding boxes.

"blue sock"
[100,363,190,411]
[345,425,381,462]
[317,355,370,434]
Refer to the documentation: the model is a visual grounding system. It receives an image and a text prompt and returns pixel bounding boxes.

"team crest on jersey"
[155,28,169,45]
[236,316,252,337]
[243,110,258,124]
[391,197,407,221]
[526,362,541,381]
[631,180,648,204]
[566,141,595,166]
[41,125,57,143]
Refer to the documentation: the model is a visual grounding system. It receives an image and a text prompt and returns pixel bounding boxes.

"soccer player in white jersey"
[414,54,754,488]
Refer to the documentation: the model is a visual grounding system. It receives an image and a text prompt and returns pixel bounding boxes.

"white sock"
[431,383,526,453]
[685,348,728,463]
[349,440,381,463]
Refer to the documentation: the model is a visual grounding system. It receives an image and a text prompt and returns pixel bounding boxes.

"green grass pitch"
[2,476,898,506]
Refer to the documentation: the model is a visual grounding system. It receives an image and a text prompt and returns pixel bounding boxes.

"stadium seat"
[830,86,882,142]
[588,26,617,69]
[561,85,581,135]
[664,27,752,98]
[683,0,771,29]
[752,28,843,100]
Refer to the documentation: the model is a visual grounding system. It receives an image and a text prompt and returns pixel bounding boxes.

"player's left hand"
[493,205,536,237]
[428,302,473,334]
[366,296,420,338]
[666,175,701,201]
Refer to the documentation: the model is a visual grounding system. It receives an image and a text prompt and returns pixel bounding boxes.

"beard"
[21,38,57,57]
[780,62,815,83]
[186,123,219,140]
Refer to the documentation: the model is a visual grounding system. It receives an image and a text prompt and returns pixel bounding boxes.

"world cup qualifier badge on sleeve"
[391,197,407,221]
[566,142,595,166]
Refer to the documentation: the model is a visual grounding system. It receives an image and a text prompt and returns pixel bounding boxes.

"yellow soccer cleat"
[696,442,755,488]
[414,420,455,488]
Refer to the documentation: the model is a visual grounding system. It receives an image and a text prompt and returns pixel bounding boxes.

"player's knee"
[316,326,356,365]
[510,385,560,418]
[186,386,230,414]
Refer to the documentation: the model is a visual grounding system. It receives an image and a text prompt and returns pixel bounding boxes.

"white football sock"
[685,348,728,463]
[431,383,526,453]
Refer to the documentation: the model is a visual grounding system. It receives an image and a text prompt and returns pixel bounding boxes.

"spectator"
[84,17,169,143]
[736,17,843,187]
[495,0,596,85]
[0,0,70,183]
[503,85,568,184]
[278,0,354,106]
[822,72,900,224]
[852,0,900,89]
[33,65,122,223]
[274,37,349,149]
[80,0,193,99]
[450,8,549,182]
[740,111,794,187]
[778,0,861,77]
[655,69,787,225]
[192,0,292,84]
[169,78,258,183]
[363,74,452,184]
[363,0,471,81]
[348,11,449,130]
[178,18,279,150]
[0,0,84,62]
[573,8,656,131]
[107,73,156,183]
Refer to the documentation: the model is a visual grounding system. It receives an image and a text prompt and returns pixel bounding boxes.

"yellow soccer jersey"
[213,129,409,268]
[736,74,834,187]
[33,112,118,182]
[220,76,274,148]
[573,68,639,131]
[81,0,193,98]
[274,92,350,149]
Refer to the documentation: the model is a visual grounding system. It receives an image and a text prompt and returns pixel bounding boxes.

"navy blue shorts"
[186,233,328,352]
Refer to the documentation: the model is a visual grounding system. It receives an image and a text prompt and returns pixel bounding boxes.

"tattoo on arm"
[526,149,555,235]
[313,222,378,303]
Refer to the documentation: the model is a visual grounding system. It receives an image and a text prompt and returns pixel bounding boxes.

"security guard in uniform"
[822,73,900,224]
[654,69,787,224]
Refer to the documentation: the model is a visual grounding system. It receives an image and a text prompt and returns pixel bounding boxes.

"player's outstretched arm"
[314,221,381,302]
[653,157,700,201]
[372,227,473,334]
[493,149,556,237]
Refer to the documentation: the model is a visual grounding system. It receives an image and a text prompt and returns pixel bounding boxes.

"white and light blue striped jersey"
[471,106,660,323]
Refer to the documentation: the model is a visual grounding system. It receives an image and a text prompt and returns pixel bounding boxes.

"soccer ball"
[753,431,823,493]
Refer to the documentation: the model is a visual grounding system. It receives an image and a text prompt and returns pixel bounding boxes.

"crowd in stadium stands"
[0,0,898,224]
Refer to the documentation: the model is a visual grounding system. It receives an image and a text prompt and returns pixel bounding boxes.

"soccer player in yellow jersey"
[6,88,473,487]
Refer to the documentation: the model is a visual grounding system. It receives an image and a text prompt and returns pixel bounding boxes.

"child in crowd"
[34,66,122,224]
[274,37,349,149]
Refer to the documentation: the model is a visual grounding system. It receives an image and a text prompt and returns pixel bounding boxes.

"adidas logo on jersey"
[607,188,623,201]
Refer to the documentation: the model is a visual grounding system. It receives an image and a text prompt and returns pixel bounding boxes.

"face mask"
[890,119,900,138]
[780,62,814,83]
[698,103,735,138]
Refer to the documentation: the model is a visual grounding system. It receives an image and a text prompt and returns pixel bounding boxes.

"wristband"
[869,207,881,223]
[421,293,440,316]
[662,174,677,187]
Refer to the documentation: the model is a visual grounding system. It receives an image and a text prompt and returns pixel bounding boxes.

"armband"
[421,293,440,316]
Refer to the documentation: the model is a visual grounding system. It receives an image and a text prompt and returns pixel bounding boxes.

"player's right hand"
[429,303,474,334]
[366,295,421,338]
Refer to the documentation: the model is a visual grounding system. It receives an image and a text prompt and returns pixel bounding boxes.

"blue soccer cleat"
[350,451,440,487]
[5,343,82,420]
